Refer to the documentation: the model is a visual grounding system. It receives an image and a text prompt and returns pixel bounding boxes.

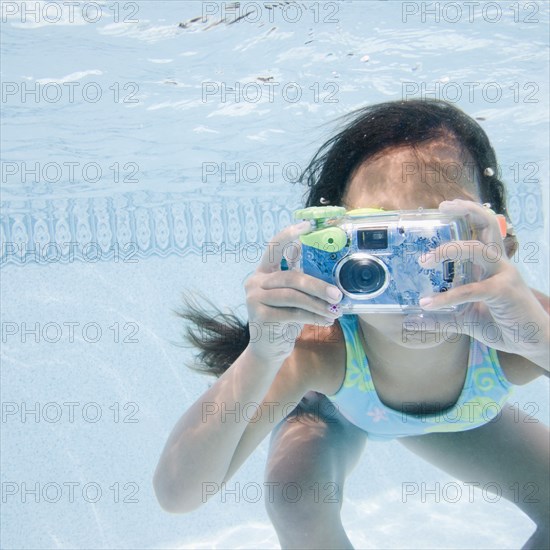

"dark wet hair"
[176,98,516,378]
[174,292,250,378]
[301,98,508,214]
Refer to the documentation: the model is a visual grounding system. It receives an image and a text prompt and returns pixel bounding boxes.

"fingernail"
[326,286,343,301]
[419,297,433,308]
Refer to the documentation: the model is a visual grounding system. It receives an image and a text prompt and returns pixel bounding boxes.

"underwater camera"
[292,206,476,313]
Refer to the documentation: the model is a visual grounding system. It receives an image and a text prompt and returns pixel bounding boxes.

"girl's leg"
[398,403,549,549]
[264,392,368,550]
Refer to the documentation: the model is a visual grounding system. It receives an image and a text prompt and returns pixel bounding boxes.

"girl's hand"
[418,199,550,369]
[244,221,343,364]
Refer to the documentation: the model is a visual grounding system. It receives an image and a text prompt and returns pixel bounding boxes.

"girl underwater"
[154,98,550,549]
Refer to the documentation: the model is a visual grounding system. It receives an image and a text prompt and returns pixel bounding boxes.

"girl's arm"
[154,221,342,513]
[153,343,310,514]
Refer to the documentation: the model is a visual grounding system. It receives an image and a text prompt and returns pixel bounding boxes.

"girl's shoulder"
[294,322,347,396]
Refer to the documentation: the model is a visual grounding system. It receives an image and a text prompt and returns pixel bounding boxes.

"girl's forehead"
[355,143,478,181]
[343,142,481,210]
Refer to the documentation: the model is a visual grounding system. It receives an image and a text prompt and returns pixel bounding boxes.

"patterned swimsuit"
[325,314,514,441]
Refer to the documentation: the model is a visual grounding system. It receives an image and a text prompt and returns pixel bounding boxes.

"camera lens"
[337,256,388,296]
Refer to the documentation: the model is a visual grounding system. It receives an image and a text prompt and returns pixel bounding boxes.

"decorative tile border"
[0,192,302,266]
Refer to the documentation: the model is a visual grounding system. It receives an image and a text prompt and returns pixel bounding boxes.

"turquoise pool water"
[1,1,549,548]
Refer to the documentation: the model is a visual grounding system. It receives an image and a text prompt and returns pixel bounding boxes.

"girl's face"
[341,139,481,348]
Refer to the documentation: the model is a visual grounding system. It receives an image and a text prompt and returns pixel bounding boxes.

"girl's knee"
[264,394,360,525]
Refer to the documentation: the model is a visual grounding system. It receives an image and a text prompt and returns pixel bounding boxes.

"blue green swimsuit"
[325,315,514,441]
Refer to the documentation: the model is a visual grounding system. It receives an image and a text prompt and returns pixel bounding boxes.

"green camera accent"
[347,207,385,216]
[293,206,346,221]
[300,227,347,252]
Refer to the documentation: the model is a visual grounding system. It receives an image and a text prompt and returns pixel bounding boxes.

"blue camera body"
[294,206,472,313]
